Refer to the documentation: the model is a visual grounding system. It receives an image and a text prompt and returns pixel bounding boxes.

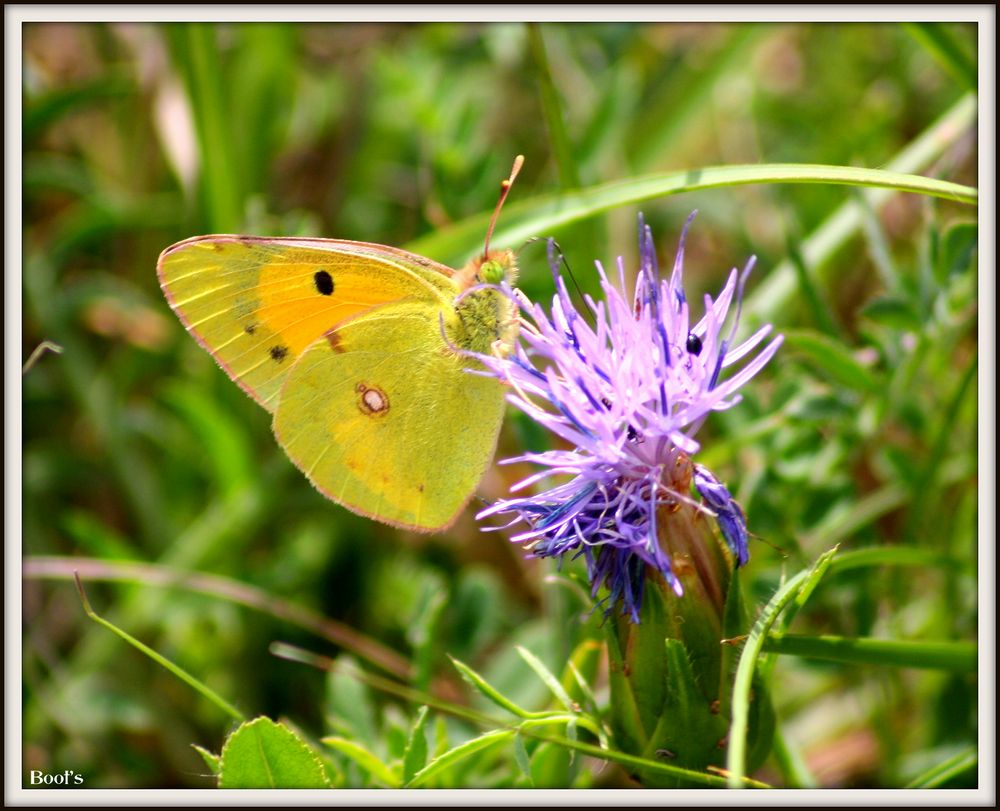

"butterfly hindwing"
[272,301,507,531]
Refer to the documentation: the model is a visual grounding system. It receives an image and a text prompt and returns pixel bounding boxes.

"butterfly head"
[456,248,519,291]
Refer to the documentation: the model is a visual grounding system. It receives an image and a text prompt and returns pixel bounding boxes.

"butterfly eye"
[686,333,703,355]
[479,260,505,285]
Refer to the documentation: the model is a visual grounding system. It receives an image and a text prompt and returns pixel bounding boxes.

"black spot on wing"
[314,270,335,296]
[244,323,257,335]
[269,345,289,363]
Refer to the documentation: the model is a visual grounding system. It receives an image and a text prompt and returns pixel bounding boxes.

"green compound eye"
[479,260,505,284]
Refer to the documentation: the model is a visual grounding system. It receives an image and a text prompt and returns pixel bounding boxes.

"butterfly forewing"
[157,236,457,411]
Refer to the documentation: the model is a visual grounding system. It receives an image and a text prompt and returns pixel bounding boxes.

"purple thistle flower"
[477,213,783,622]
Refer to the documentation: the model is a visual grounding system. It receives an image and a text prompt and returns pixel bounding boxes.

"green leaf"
[219,717,330,788]
[859,297,923,332]
[448,655,532,718]
[562,640,603,717]
[516,645,575,712]
[321,736,400,788]
[402,706,430,785]
[191,744,221,776]
[512,733,534,787]
[325,656,378,745]
[937,221,977,281]
[405,729,515,788]
[783,329,880,395]
[529,741,575,788]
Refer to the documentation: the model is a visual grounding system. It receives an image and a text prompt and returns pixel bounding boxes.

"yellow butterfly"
[158,158,524,532]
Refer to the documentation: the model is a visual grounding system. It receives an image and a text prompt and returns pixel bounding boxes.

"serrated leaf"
[191,744,221,776]
[402,706,430,785]
[405,729,515,788]
[784,329,880,394]
[321,736,400,787]
[218,717,330,789]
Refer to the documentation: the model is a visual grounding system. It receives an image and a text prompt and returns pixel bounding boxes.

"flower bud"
[605,464,774,786]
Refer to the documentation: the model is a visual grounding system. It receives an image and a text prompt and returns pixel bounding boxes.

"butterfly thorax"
[448,249,520,358]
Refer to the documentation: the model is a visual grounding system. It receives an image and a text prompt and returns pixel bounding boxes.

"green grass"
[21,20,979,790]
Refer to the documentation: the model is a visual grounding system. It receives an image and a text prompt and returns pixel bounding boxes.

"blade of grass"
[904,23,978,92]
[168,23,243,230]
[904,747,978,788]
[22,340,63,375]
[409,162,976,267]
[805,454,973,549]
[769,723,818,789]
[761,633,976,672]
[745,93,977,324]
[527,23,580,189]
[784,223,841,337]
[25,555,416,686]
[856,187,899,290]
[727,546,840,788]
[73,572,244,722]
[629,24,772,170]
[904,355,978,543]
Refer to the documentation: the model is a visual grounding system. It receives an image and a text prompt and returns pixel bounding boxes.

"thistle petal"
[477,215,781,621]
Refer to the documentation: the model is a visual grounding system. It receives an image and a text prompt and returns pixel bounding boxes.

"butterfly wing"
[272,300,507,531]
[157,236,457,411]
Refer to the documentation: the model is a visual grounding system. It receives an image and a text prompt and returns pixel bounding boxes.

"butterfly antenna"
[483,155,524,259]
[523,235,591,321]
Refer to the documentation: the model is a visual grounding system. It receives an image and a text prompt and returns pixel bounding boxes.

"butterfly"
[158,157,524,532]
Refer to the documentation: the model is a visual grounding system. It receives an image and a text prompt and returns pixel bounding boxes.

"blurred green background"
[21,21,979,789]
